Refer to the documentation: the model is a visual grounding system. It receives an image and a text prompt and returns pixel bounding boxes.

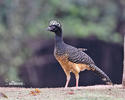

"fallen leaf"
[35,88,40,93]
[0,92,8,98]
[30,88,41,96]
[67,91,74,95]
[30,91,37,96]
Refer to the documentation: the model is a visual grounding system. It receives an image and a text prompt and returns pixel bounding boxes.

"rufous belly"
[55,54,90,73]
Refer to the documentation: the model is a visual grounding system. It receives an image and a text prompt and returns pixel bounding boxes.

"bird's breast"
[54,53,72,71]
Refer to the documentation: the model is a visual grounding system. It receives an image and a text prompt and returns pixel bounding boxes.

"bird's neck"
[55,34,63,44]
[55,32,64,47]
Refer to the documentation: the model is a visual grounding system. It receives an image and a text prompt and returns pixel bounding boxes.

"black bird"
[47,20,113,88]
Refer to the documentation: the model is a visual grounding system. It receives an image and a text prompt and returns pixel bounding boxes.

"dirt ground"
[0,85,125,100]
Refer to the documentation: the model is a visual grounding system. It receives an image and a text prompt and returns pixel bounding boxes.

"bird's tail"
[89,64,113,85]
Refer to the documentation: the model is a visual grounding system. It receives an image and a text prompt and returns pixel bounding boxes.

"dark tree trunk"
[122,35,125,88]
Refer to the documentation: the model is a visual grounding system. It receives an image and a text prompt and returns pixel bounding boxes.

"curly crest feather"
[49,20,61,28]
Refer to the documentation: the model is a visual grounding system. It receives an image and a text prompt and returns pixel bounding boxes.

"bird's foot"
[70,86,82,90]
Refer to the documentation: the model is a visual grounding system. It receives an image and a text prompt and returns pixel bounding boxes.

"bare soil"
[0,85,125,100]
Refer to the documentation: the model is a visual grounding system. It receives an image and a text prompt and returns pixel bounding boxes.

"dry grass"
[0,85,125,100]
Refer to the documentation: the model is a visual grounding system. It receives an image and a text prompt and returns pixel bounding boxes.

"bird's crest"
[49,20,61,28]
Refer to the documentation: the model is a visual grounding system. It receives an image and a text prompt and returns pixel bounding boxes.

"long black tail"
[89,64,113,85]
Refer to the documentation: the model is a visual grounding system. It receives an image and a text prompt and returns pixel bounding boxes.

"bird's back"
[54,42,95,66]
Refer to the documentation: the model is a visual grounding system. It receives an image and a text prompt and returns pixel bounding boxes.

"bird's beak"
[46,26,51,31]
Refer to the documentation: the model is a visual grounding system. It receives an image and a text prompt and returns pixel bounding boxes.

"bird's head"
[47,20,62,36]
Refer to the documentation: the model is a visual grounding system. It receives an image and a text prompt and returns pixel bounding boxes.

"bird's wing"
[67,47,94,65]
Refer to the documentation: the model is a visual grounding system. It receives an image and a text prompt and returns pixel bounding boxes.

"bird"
[47,20,113,88]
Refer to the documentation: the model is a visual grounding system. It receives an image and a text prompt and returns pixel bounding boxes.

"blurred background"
[0,0,124,87]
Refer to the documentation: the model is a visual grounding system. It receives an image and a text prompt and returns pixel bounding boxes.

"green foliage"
[31,0,123,42]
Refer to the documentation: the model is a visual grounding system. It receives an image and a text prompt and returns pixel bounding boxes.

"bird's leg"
[75,73,79,87]
[64,71,70,88]
[65,77,70,88]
